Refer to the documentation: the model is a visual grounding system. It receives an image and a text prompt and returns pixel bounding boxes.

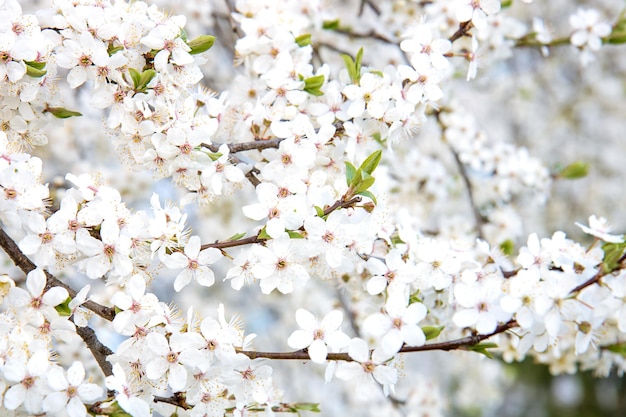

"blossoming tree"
[1,0,626,416]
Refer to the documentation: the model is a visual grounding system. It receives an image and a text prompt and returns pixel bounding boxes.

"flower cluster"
[1,0,626,416]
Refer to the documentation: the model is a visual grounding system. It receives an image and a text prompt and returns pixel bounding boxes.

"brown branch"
[449,21,473,43]
[201,234,264,251]
[203,138,285,154]
[238,320,519,361]
[0,227,115,321]
[323,196,362,216]
[76,325,114,377]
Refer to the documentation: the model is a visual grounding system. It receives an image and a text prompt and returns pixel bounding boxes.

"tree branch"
[449,21,473,43]
[76,325,114,377]
[0,227,115,321]
[203,138,285,154]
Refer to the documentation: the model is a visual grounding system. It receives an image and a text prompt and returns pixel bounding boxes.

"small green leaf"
[138,69,156,89]
[601,241,626,273]
[25,61,47,78]
[294,403,321,413]
[258,227,272,240]
[558,161,589,179]
[287,230,304,239]
[180,28,188,42]
[349,168,363,188]
[355,47,363,74]
[360,150,382,175]
[295,33,312,47]
[55,296,72,316]
[499,239,515,256]
[187,35,215,55]
[314,206,325,217]
[107,44,124,56]
[408,290,422,304]
[356,190,377,205]
[354,175,375,194]
[128,68,141,89]
[501,0,513,8]
[227,232,246,241]
[606,342,626,356]
[303,74,325,96]
[322,19,340,30]
[341,53,358,84]
[422,326,444,341]
[345,161,357,186]
[45,107,82,119]
[208,152,223,161]
[468,342,498,359]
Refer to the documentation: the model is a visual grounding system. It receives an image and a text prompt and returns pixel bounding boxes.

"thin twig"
[447,144,485,240]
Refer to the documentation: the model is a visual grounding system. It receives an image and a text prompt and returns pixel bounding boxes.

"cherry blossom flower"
[163,235,222,292]
[575,215,623,243]
[287,309,350,363]
[42,362,103,417]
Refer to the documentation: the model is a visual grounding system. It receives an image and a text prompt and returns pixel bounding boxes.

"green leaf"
[408,290,422,304]
[258,227,272,240]
[499,239,514,256]
[208,152,223,161]
[25,61,47,78]
[354,175,375,194]
[45,107,82,119]
[341,53,358,84]
[606,342,626,356]
[355,47,363,74]
[601,241,626,273]
[345,161,357,186]
[356,190,377,205]
[322,19,340,30]
[422,326,444,341]
[468,342,498,359]
[187,35,215,55]
[128,68,141,89]
[558,161,589,179]
[55,296,72,316]
[360,150,382,175]
[227,232,246,241]
[287,230,304,239]
[294,403,321,412]
[314,206,325,217]
[295,33,312,47]
[349,168,363,188]
[501,0,513,8]
[138,69,156,89]
[107,44,124,56]
[303,74,325,96]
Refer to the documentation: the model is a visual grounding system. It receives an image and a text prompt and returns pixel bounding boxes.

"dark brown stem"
[323,196,362,216]
[0,227,115,321]
[76,325,114,377]
[449,21,473,43]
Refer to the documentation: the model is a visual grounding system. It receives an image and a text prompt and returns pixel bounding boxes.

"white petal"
[308,339,328,364]
[295,308,317,331]
[287,329,313,349]
[321,310,343,332]
[168,364,187,392]
[27,268,46,297]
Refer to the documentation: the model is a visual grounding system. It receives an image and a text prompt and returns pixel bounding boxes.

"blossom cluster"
[0,0,625,416]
